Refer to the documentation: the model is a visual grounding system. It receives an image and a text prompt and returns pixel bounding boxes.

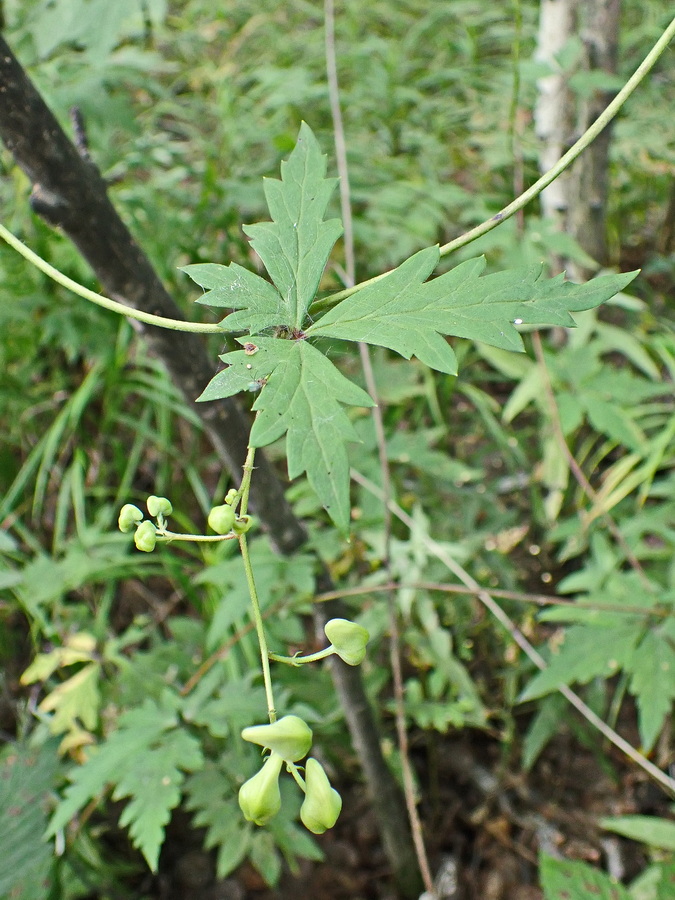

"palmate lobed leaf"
[629,625,675,752]
[244,122,342,329]
[198,336,374,531]
[307,246,639,373]
[183,122,341,333]
[518,621,641,703]
[189,124,639,529]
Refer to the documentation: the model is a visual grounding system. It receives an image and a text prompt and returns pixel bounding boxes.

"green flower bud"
[134,520,157,552]
[238,752,283,826]
[208,504,236,535]
[118,504,143,533]
[232,515,252,535]
[147,495,172,517]
[324,618,370,666]
[224,488,238,505]
[300,758,342,834]
[241,715,312,762]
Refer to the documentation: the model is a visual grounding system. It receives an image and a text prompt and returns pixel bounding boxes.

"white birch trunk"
[534,0,576,226]
[534,0,621,276]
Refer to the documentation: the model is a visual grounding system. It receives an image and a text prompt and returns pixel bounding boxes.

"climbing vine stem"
[0,222,222,334]
[313,14,675,312]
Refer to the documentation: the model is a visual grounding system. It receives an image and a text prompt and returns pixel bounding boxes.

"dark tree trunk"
[0,35,421,897]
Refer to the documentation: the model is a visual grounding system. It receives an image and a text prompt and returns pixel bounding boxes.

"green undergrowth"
[1,0,674,897]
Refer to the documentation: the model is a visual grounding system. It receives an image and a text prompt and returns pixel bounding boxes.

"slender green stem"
[0,223,222,334]
[437,15,675,258]
[287,761,306,791]
[156,530,238,543]
[269,647,336,666]
[239,445,257,517]
[236,444,277,722]
[312,15,675,313]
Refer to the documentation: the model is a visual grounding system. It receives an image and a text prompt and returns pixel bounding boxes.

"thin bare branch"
[351,468,675,797]
[325,3,434,893]
[314,580,672,619]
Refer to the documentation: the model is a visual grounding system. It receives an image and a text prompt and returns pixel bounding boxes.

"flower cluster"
[238,716,342,834]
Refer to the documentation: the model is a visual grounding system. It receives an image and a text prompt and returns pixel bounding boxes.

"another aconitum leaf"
[628,627,675,752]
[539,854,630,900]
[185,762,252,878]
[243,122,343,329]
[307,247,639,373]
[197,336,374,530]
[48,699,203,871]
[518,622,640,702]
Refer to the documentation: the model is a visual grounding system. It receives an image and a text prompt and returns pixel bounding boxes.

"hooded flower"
[238,752,284,826]
[324,618,370,666]
[241,715,312,762]
[300,758,342,834]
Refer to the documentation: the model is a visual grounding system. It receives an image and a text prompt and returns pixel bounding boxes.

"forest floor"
[153,717,668,900]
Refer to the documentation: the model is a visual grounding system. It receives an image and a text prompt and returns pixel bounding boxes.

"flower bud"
[238,752,283,826]
[118,504,143,533]
[241,715,312,762]
[208,504,236,534]
[147,495,172,517]
[224,489,238,505]
[134,520,157,552]
[300,758,342,834]
[324,618,370,666]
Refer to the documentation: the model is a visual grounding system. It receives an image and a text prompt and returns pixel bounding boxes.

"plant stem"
[287,761,306,791]
[237,445,277,722]
[325,5,430,894]
[269,647,335,666]
[0,222,222,334]
[157,530,238,543]
[314,15,675,312]
[238,445,256,518]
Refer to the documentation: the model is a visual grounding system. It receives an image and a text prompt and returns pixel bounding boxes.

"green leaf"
[114,728,204,870]
[629,861,675,900]
[540,854,631,899]
[0,740,61,899]
[182,262,289,334]
[581,394,645,452]
[600,816,675,852]
[519,623,640,702]
[249,829,282,887]
[38,662,101,734]
[48,698,203,871]
[198,337,374,530]
[630,862,675,900]
[521,693,567,770]
[309,247,458,373]
[242,122,342,329]
[185,763,251,879]
[629,629,675,752]
[308,247,638,374]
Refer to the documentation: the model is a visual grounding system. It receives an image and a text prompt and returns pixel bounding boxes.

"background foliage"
[1,0,674,897]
